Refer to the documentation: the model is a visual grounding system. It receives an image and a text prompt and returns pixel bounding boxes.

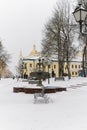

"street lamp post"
[37,58,44,86]
[73,3,87,77]
[22,61,24,79]
[48,64,50,84]
[73,3,87,33]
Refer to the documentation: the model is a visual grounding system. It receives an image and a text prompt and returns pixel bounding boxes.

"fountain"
[13,58,66,94]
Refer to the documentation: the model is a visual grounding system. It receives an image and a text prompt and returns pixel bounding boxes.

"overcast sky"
[0,0,76,74]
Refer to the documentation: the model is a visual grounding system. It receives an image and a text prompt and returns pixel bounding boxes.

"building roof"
[22,45,83,63]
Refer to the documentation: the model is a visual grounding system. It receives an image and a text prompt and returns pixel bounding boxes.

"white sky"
[0,0,76,74]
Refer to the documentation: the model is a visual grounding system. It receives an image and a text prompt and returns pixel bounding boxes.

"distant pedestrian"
[13,76,15,80]
[52,69,55,77]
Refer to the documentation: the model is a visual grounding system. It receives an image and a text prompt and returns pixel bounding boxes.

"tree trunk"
[66,50,71,79]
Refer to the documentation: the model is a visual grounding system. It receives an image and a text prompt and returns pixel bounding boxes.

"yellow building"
[20,45,82,78]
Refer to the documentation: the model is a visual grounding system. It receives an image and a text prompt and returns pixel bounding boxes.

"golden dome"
[29,44,40,56]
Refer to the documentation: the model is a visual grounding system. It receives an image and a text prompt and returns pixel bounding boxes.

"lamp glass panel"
[81,10,87,21]
[73,9,87,22]
[73,10,80,22]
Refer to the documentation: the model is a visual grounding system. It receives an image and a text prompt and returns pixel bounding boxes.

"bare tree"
[77,0,87,8]
[41,1,78,78]
[16,58,23,78]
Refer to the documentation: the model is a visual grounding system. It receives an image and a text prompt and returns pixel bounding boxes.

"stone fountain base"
[13,86,66,94]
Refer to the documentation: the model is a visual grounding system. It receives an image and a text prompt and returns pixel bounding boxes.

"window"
[79,65,80,68]
[75,72,77,75]
[75,65,77,68]
[72,65,74,68]
[54,65,56,69]
[30,64,32,68]
[48,65,50,68]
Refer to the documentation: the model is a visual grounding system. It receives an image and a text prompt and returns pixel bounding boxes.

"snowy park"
[0,77,87,130]
[0,0,87,129]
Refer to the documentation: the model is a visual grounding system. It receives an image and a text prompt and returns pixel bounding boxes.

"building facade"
[20,45,82,78]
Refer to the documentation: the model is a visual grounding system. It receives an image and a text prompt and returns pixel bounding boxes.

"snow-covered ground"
[0,77,87,130]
